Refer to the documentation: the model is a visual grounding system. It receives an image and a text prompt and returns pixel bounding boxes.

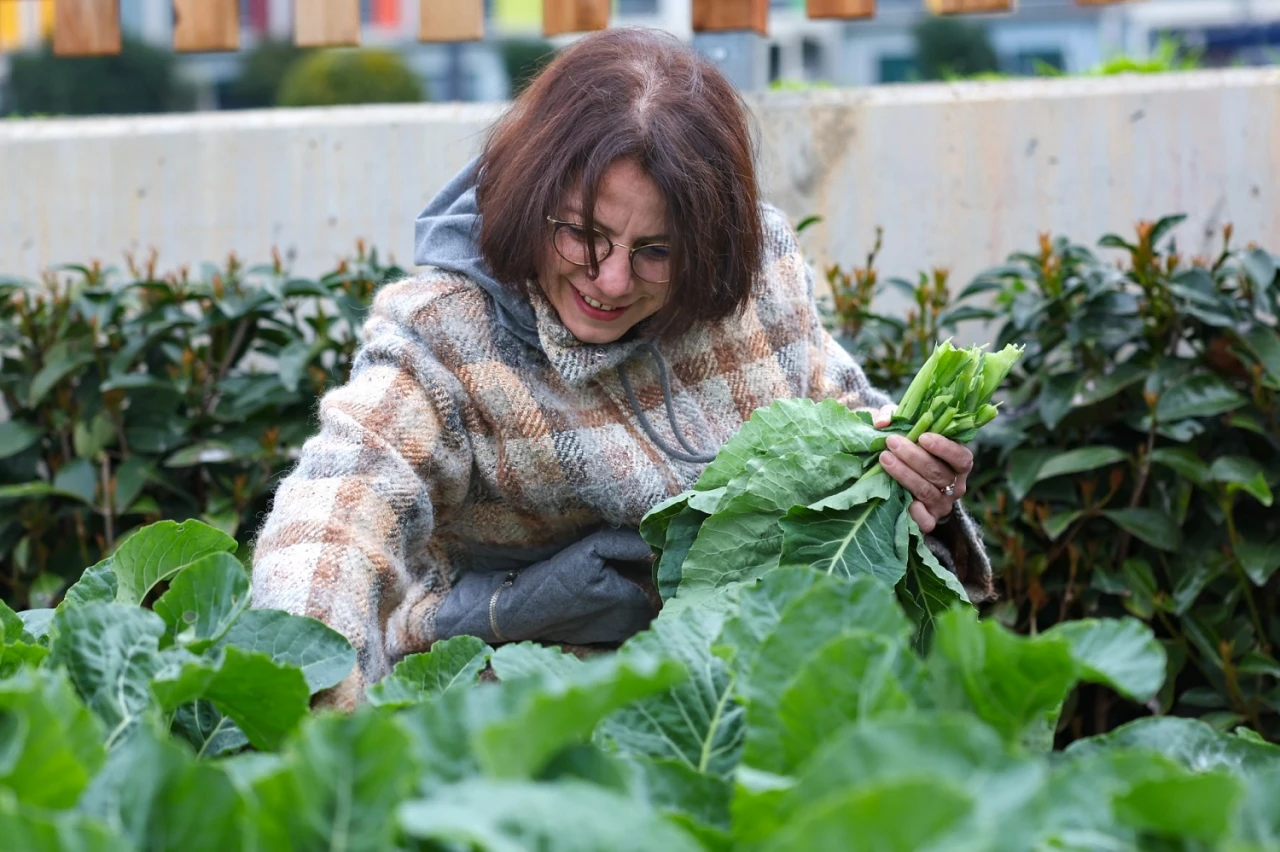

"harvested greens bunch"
[641,340,1024,641]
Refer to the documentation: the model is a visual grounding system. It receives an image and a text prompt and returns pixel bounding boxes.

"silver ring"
[942,483,956,497]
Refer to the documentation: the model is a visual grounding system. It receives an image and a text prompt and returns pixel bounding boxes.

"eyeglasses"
[547,217,672,284]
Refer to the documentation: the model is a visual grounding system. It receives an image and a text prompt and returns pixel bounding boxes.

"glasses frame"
[546,216,672,284]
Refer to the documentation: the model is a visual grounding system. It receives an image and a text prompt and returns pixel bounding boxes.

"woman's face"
[537,159,672,345]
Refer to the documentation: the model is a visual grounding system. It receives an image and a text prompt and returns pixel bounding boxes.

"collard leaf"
[152,552,250,651]
[247,711,420,852]
[897,525,971,648]
[745,630,921,775]
[761,778,973,852]
[0,641,49,677]
[17,609,55,642]
[1065,716,1280,777]
[718,451,863,512]
[488,642,582,683]
[366,635,491,707]
[151,646,310,751]
[60,558,118,608]
[600,607,743,778]
[0,794,127,852]
[397,779,705,852]
[78,725,245,852]
[626,756,732,839]
[0,599,23,643]
[715,567,825,675]
[777,488,908,587]
[1044,618,1167,703]
[677,493,783,597]
[476,652,687,779]
[0,669,106,809]
[216,608,355,694]
[1112,770,1242,844]
[694,399,881,491]
[48,603,166,748]
[656,509,705,600]
[927,607,1078,749]
[171,700,250,759]
[109,519,237,606]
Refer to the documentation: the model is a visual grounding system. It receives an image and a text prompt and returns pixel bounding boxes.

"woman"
[250,28,993,710]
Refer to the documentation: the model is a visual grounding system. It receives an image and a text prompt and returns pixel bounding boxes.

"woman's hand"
[871,404,972,534]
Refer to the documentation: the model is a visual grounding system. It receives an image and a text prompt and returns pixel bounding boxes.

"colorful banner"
[0,0,54,53]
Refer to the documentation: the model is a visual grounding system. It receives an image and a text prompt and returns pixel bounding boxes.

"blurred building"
[1,0,1279,107]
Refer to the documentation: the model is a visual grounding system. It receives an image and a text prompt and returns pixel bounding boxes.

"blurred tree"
[277,48,426,107]
[497,38,558,96]
[4,37,195,116]
[912,16,999,81]
[226,38,310,109]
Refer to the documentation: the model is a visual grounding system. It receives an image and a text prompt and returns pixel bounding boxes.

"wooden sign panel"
[926,0,1014,14]
[419,0,484,42]
[53,0,122,56]
[173,0,239,53]
[543,0,609,37]
[692,0,768,35]
[808,0,875,19]
[295,0,360,47]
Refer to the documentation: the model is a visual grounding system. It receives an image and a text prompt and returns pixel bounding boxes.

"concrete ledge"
[3,69,1278,302]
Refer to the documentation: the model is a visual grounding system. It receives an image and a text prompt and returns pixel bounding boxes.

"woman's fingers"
[872,404,897,429]
[919,433,974,480]
[880,446,953,519]
[884,435,959,494]
[907,499,937,535]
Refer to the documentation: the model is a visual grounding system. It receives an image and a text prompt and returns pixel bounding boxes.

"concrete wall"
[3,69,1278,316]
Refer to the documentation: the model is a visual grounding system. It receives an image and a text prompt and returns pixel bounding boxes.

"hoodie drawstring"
[617,342,717,465]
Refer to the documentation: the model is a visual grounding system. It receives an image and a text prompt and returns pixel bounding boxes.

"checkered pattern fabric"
[249,205,993,709]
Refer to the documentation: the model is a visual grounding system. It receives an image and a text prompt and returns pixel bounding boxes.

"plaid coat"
[250,205,993,709]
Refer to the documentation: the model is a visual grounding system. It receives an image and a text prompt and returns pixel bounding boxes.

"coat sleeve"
[776,209,997,604]
[248,290,474,710]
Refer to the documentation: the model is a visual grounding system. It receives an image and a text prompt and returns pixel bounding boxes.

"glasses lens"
[554,223,611,267]
[632,245,671,283]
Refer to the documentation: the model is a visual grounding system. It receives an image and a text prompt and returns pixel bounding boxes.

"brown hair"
[476,27,764,339]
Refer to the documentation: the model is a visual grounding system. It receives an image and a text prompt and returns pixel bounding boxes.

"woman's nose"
[591,249,634,298]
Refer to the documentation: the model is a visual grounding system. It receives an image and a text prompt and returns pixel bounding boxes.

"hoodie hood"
[412,157,716,465]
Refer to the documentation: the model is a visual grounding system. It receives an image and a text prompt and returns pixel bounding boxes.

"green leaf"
[1038,372,1078,430]
[61,558,118,608]
[1113,771,1242,843]
[1044,618,1167,703]
[29,350,96,407]
[745,630,921,775]
[170,700,250,759]
[476,652,688,779]
[1241,325,1280,385]
[1241,247,1278,292]
[0,482,54,503]
[1007,448,1057,501]
[1034,446,1130,483]
[1155,373,1248,422]
[52,457,96,505]
[152,552,250,651]
[1102,508,1182,552]
[110,457,152,516]
[48,603,166,748]
[109,519,237,606]
[215,609,356,695]
[0,794,127,852]
[78,725,245,852]
[1066,716,1280,776]
[715,567,826,674]
[489,642,582,683]
[1150,447,1212,488]
[1209,454,1274,506]
[16,608,54,642]
[601,606,743,779]
[1042,510,1083,542]
[0,421,42,459]
[151,646,310,751]
[0,669,106,809]
[626,756,732,839]
[1075,363,1146,407]
[677,492,783,597]
[246,711,420,852]
[1237,533,1280,586]
[276,339,312,393]
[761,778,973,852]
[366,635,491,707]
[655,507,705,600]
[0,599,23,644]
[927,607,1078,748]
[777,489,908,587]
[397,779,705,852]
